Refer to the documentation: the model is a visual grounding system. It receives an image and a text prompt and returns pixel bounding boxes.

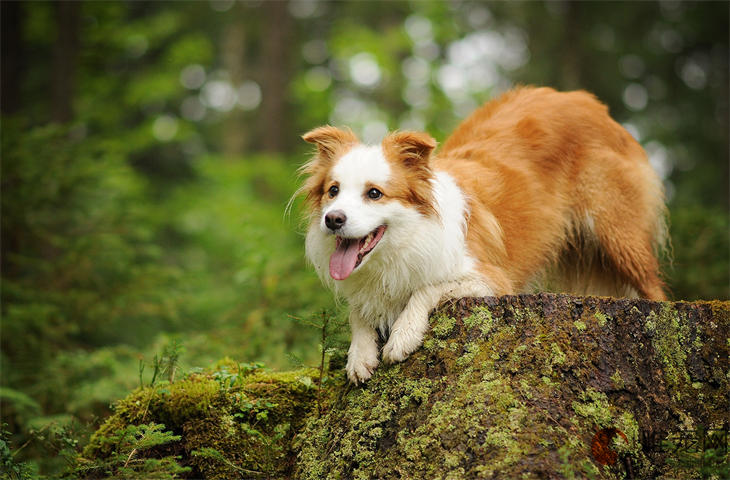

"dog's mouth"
[329,225,387,280]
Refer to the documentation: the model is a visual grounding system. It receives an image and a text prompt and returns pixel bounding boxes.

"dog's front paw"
[346,350,379,384]
[382,328,423,364]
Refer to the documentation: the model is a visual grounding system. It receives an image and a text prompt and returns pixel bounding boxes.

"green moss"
[431,314,457,338]
[423,337,447,351]
[456,342,481,366]
[610,370,625,389]
[294,299,611,479]
[463,306,494,335]
[593,311,608,327]
[550,343,566,366]
[541,375,558,387]
[81,364,318,479]
[572,388,613,427]
[615,411,641,457]
[574,320,586,331]
[557,435,592,480]
[398,378,433,408]
[647,305,691,395]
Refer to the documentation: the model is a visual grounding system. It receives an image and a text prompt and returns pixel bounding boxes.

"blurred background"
[1,0,728,475]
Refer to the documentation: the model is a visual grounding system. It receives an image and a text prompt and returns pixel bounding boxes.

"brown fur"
[301,126,359,210]
[381,131,439,217]
[434,87,666,299]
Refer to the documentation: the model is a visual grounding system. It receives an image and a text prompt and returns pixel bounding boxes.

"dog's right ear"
[302,126,359,165]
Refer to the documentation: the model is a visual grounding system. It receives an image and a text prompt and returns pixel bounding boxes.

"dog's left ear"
[382,131,437,169]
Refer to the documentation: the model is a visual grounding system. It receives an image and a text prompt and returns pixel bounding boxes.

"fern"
[72,423,188,479]
[0,425,34,480]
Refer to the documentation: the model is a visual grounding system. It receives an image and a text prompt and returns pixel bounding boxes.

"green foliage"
[149,155,340,367]
[146,340,184,387]
[189,447,262,477]
[211,361,265,390]
[290,310,348,415]
[668,206,730,300]
[1,118,184,465]
[73,423,189,479]
[0,419,86,480]
[1,425,35,480]
[0,114,341,477]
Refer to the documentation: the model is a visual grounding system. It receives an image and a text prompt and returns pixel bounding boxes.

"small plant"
[235,399,278,424]
[289,310,346,415]
[213,361,265,390]
[1,425,34,480]
[72,423,188,479]
[139,340,185,388]
[157,340,184,384]
[232,397,290,472]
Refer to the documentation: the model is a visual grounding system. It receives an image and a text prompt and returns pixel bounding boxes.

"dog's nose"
[325,210,347,230]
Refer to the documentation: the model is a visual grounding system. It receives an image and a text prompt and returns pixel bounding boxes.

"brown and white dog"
[300,87,667,383]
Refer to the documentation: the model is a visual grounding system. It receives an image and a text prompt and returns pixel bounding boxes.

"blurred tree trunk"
[51,0,81,123]
[258,0,293,154]
[1,1,23,115]
[222,16,248,158]
[1,1,25,277]
[560,1,582,90]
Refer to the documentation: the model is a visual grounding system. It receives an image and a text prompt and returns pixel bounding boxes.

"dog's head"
[300,126,437,281]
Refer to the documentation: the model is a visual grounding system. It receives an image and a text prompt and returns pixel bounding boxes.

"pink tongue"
[329,239,361,280]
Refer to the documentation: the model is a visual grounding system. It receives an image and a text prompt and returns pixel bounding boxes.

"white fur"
[305,145,493,383]
[320,145,392,238]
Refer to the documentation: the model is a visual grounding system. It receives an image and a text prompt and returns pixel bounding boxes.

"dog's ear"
[302,126,359,165]
[382,131,437,169]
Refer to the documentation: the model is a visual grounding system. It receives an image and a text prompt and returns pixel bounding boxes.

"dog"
[299,86,667,384]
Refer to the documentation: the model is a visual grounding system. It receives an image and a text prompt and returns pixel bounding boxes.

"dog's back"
[433,87,667,299]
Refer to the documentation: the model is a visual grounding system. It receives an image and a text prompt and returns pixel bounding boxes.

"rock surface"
[79,294,729,479]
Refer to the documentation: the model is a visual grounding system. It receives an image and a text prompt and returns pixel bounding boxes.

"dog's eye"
[367,188,383,200]
[328,185,339,198]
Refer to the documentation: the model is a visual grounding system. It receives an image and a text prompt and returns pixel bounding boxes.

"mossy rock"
[78,294,729,479]
[77,360,320,478]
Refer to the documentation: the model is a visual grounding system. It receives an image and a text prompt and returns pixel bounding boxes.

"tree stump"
[80,294,729,479]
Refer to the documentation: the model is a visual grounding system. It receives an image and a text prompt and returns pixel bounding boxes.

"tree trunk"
[560,1,582,90]
[258,0,293,154]
[1,0,24,115]
[221,14,248,158]
[51,0,81,123]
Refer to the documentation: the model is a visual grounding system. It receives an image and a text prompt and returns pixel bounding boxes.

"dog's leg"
[593,220,667,300]
[382,278,492,364]
[346,309,380,384]
[580,156,667,300]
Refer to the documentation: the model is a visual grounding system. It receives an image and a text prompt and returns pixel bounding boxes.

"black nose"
[325,210,347,230]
